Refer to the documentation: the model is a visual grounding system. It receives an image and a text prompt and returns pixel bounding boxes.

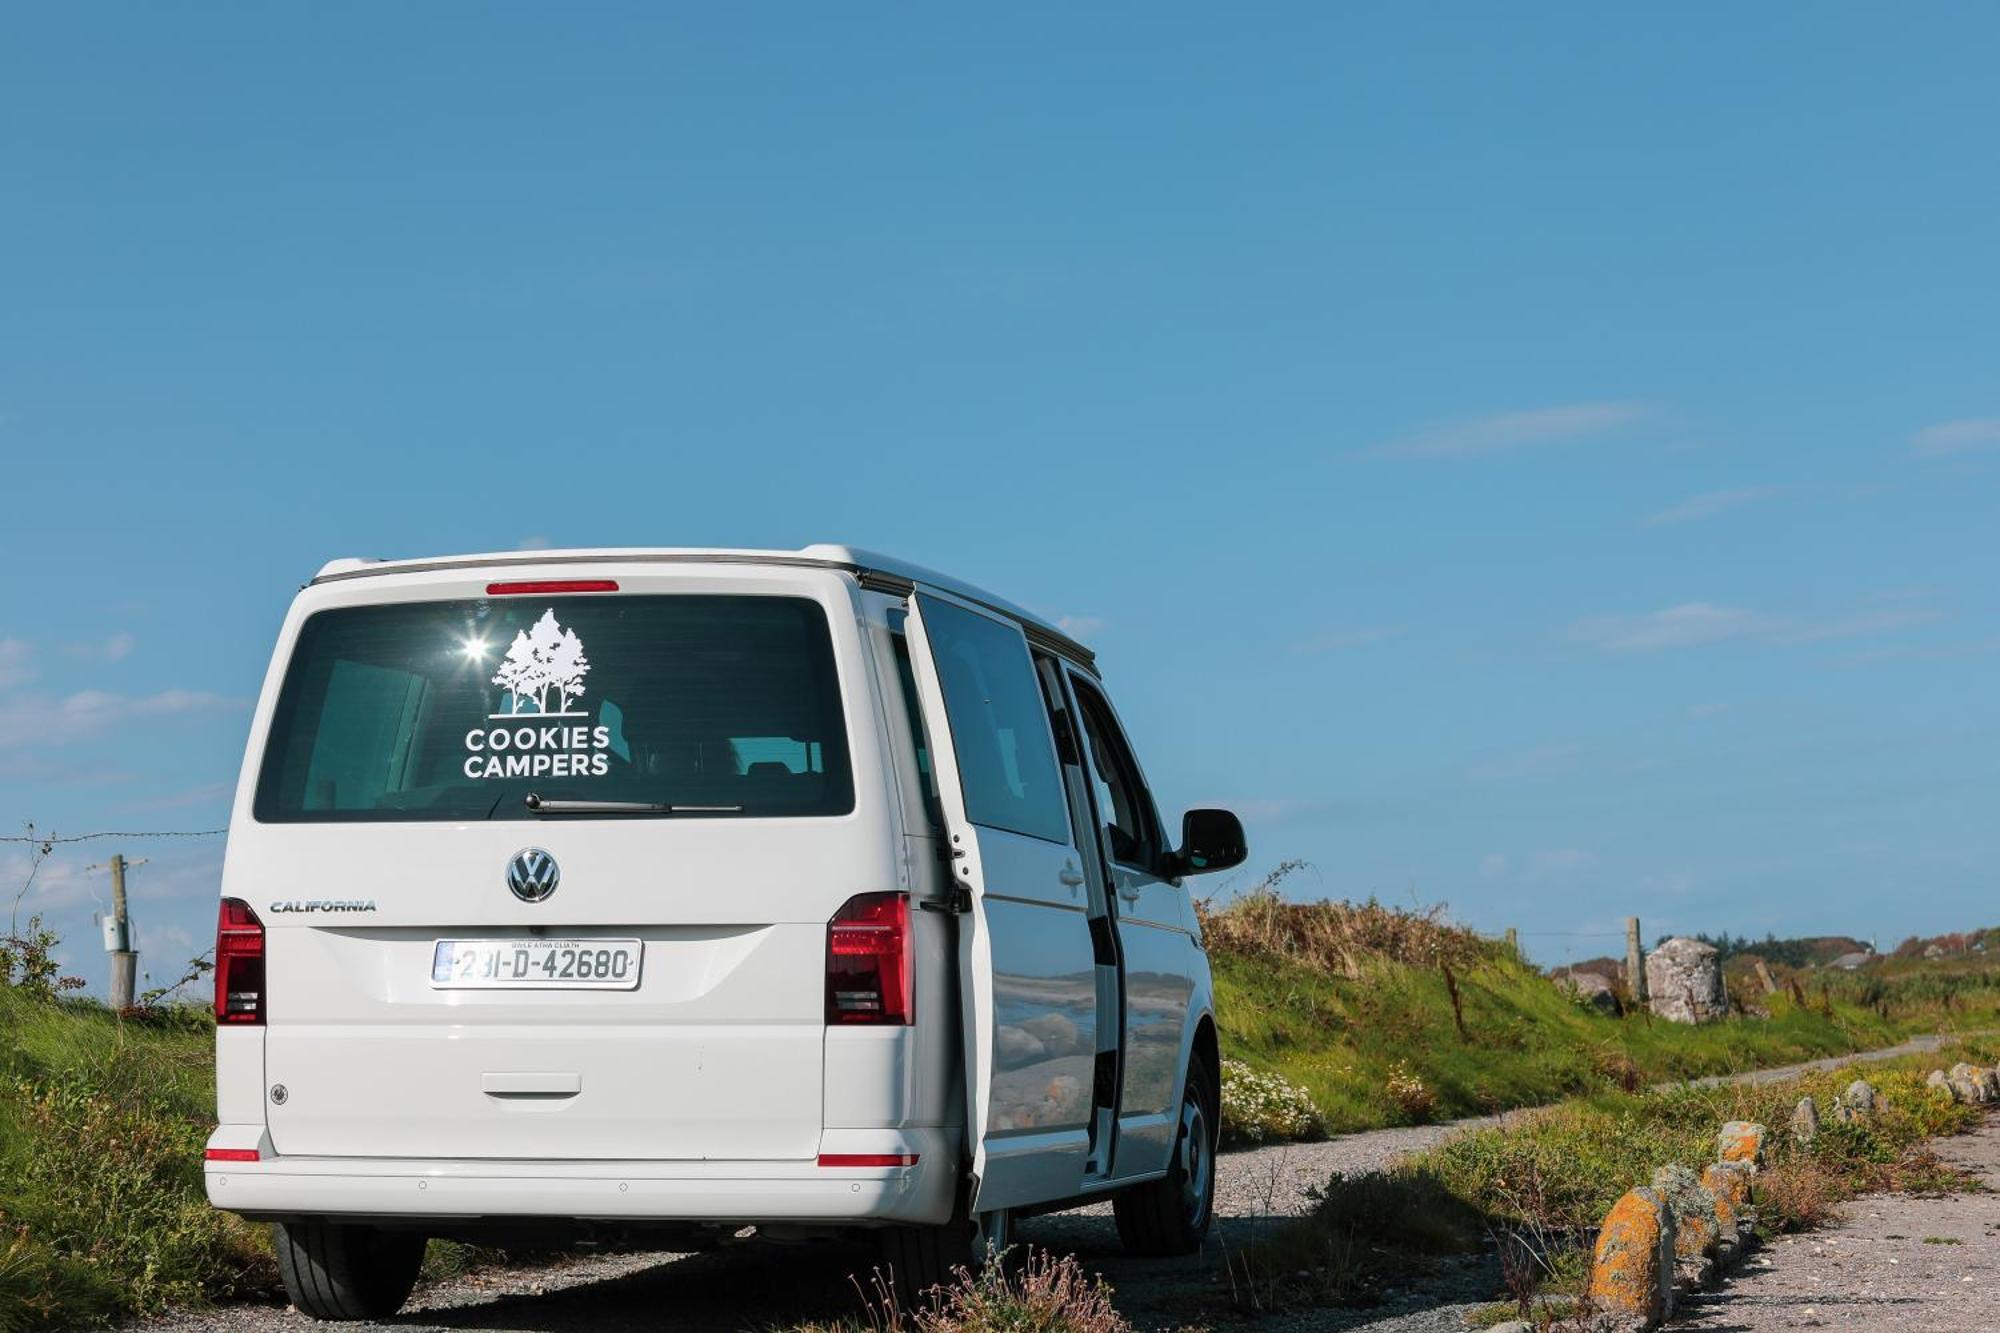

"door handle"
[1058,862,1085,888]
[483,1072,581,1097]
[1117,883,1142,903]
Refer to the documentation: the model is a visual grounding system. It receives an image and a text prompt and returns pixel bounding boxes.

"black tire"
[272,1219,426,1321]
[1113,1054,1218,1256]
[877,1219,968,1306]
[876,1208,1009,1305]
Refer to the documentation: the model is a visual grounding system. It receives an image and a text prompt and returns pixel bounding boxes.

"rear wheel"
[272,1219,426,1321]
[1113,1055,1217,1256]
[876,1206,1011,1304]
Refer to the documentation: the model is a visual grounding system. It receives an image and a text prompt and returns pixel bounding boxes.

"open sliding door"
[902,591,1099,1214]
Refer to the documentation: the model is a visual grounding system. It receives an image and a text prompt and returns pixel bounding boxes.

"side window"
[920,598,1070,845]
[889,629,943,831]
[1070,676,1164,870]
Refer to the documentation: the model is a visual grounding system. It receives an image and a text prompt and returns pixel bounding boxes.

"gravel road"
[1678,1111,2000,1332]
[137,1037,1981,1333]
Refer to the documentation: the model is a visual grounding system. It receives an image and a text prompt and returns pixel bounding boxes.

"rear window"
[254,595,854,822]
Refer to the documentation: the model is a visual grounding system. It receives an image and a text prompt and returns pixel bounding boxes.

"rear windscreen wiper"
[523,794,745,816]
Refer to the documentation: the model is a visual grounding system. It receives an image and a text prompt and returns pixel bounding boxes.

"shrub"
[1384,1061,1436,1123]
[1219,1059,1323,1145]
[1757,1159,1841,1232]
[804,1250,1130,1333]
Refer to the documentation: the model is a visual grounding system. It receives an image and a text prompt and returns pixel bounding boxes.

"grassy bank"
[1205,885,2000,1138]
[0,985,275,1331]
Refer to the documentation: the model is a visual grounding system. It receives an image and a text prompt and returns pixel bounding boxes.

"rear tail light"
[205,1147,261,1163]
[214,898,265,1025]
[826,892,911,1025]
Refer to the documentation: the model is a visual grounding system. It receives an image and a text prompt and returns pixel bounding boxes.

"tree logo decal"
[490,609,592,717]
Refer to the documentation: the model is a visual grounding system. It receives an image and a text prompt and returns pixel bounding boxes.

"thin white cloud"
[516,535,555,550]
[0,639,30,690]
[1569,603,1767,652]
[64,631,138,662]
[0,688,245,750]
[1359,402,1648,461]
[1288,626,1401,656]
[1569,597,1945,654]
[1911,419,2000,459]
[1643,487,1781,528]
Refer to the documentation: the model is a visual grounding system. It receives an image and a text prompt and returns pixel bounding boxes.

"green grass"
[1206,889,2000,1136]
[0,986,277,1331]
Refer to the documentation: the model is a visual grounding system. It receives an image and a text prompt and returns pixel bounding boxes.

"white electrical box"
[102,916,130,952]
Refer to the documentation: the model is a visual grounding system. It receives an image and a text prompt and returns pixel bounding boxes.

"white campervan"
[204,546,1246,1320]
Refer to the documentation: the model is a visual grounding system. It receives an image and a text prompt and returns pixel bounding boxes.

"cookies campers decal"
[463,609,617,780]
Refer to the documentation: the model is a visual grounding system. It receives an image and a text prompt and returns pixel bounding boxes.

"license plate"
[430,939,643,990]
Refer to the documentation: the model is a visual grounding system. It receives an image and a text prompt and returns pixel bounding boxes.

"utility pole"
[107,853,137,1010]
[1626,916,1647,1004]
[1504,926,1519,958]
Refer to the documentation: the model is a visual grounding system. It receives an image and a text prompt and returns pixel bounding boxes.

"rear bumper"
[204,1127,958,1227]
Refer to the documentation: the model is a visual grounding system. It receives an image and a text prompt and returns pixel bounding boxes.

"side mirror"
[1170,808,1247,877]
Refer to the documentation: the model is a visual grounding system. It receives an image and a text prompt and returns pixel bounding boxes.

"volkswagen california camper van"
[205,546,1246,1320]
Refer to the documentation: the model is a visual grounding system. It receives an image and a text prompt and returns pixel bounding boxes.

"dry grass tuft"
[1198,863,1496,977]
[1756,1158,1844,1232]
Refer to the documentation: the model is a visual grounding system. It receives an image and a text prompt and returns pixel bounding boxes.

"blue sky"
[4,5,1997,993]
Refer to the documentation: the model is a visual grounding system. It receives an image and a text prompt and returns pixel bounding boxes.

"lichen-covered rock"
[1718,1120,1768,1170]
[1947,1062,1990,1105]
[1790,1096,1820,1147]
[1645,937,1727,1024]
[1928,1068,1958,1101]
[1702,1161,1757,1246]
[1558,968,1621,1015]
[1587,1185,1677,1327]
[1652,1164,1723,1288]
[1842,1078,1877,1115]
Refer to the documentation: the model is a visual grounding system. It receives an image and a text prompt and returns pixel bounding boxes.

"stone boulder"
[1842,1078,1877,1114]
[1557,969,1621,1015]
[1948,1062,1996,1105]
[1702,1161,1757,1246]
[1651,1164,1723,1288]
[1587,1185,1677,1328]
[1789,1095,1820,1146]
[1645,937,1727,1024]
[1718,1120,1768,1170]
[1929,1068,1957,1100]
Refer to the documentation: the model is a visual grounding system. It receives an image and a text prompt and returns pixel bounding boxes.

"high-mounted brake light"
[214,898,265,1025]
[817,1153,920,1168]
[205,1147,262,1162]
[826,892,911,1026]
[486,579,619,595]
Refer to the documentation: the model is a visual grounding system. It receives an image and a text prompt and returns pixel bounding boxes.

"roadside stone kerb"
[1652,1164,1723,1289]
[1587,1185,1677,1327]
[1790,1096,1820,1147]
[1719,1120,1768,1170]
[1702,1161,1757,1246]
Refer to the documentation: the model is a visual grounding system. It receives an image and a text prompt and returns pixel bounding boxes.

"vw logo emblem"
[507,848,560,903]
